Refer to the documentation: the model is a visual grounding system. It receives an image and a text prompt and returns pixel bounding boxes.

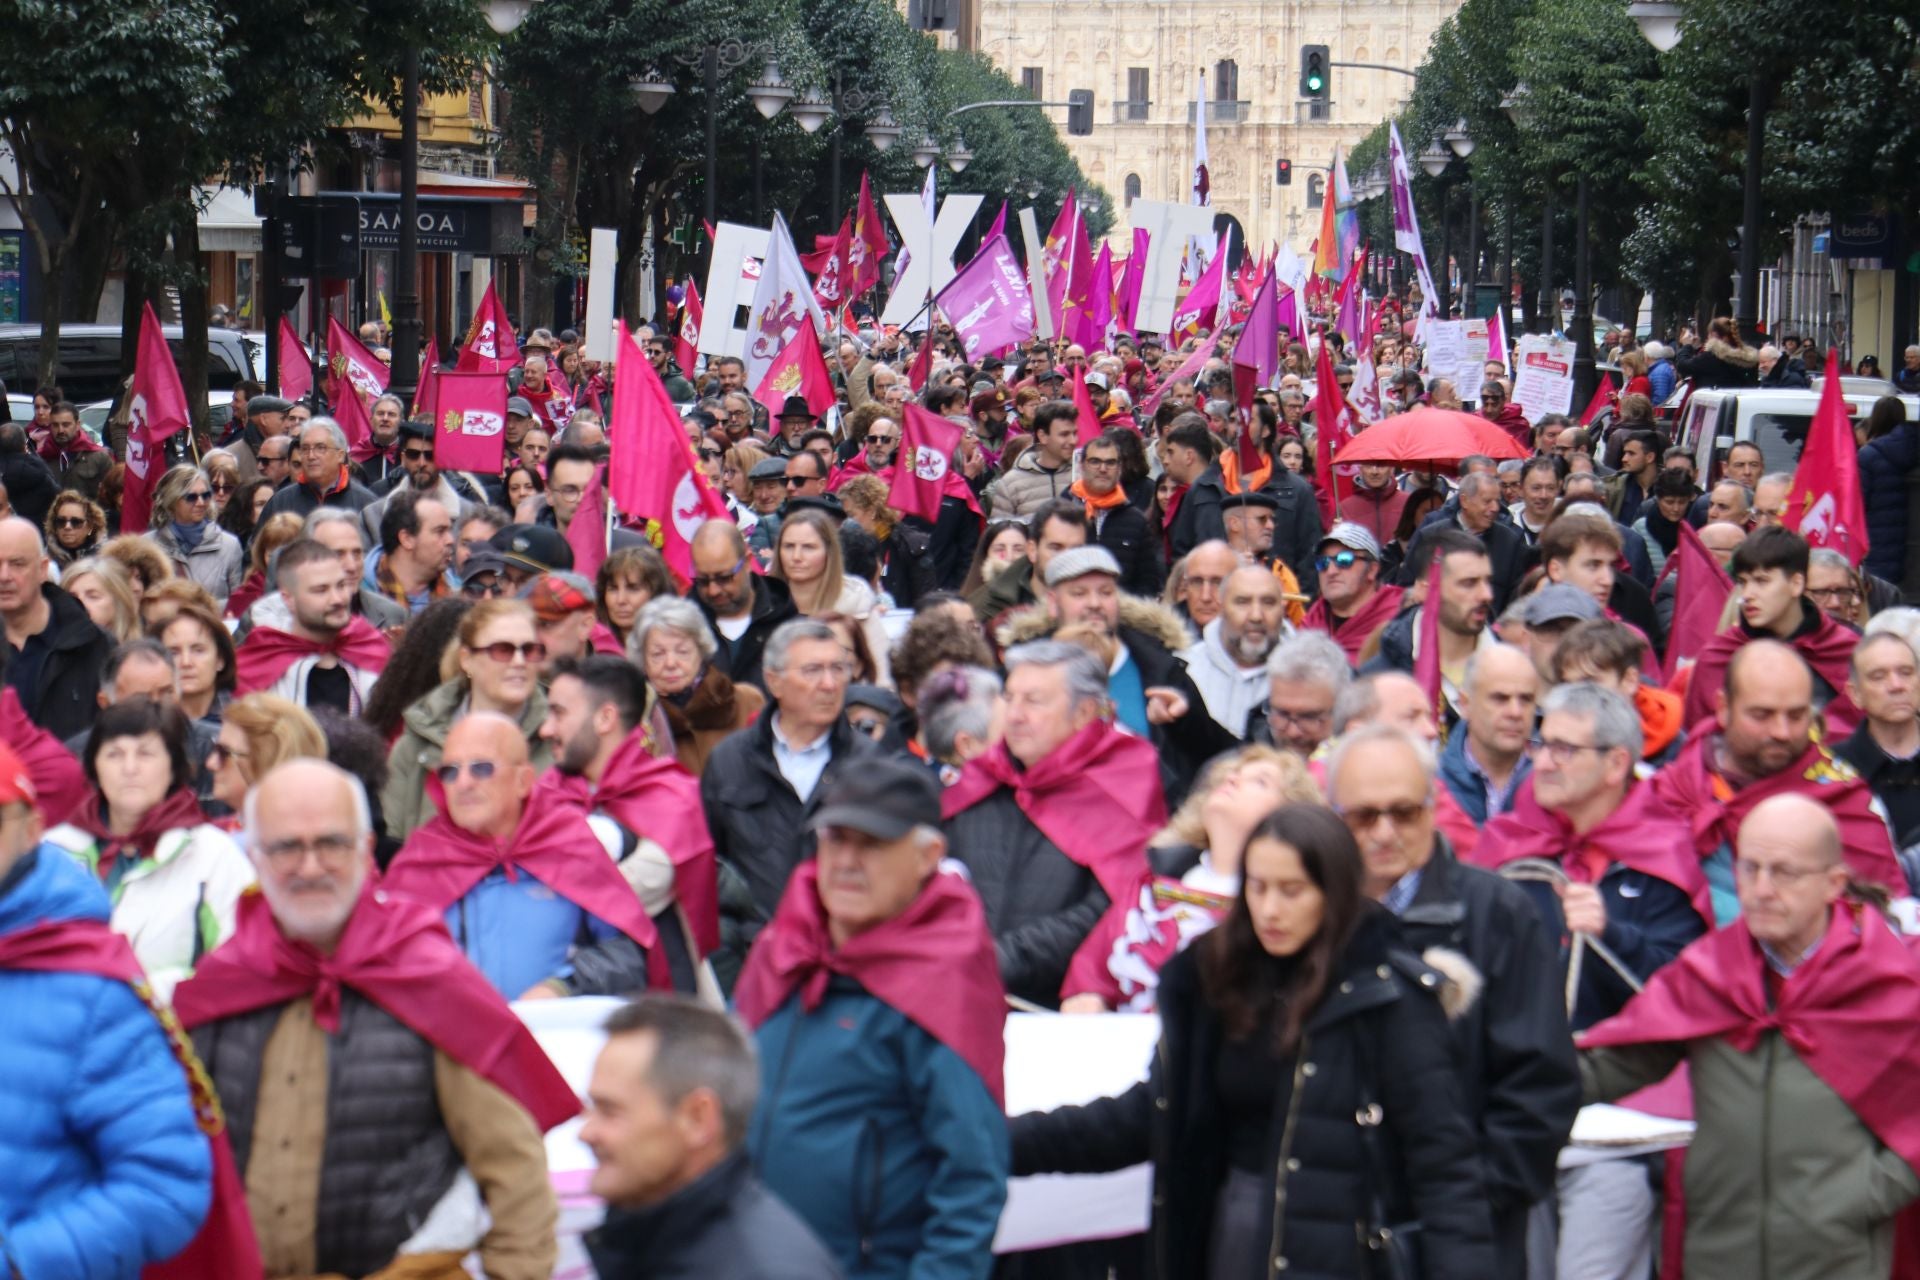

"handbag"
[1354,1026,1424,1280]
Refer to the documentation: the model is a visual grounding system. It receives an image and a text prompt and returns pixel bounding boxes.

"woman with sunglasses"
[42,492,105,568]
[145,464,244,607]
[207,692,327,821]
[201,450,242,516]
[381,598,554,839]
[1014,803,1496,1278]
[41,696,254,1003]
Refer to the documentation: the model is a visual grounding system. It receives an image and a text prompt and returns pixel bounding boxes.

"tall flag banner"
[607,327,731,584]
[411,338,441,419]
[1042,192,1079,335]
[1578,374,1617,426]
[1072,365,1103,448]
[934,230,1036,362]
[1084,241,1116,349]
[1231,266,1283,424]
[744,213,829,389]
[324,315,389,412]
[565,462,610,580]
[1170,231,1230,338]
[848,173,891,299]
[810,214,853,314]
[1333,250,1365,342]
[1189,70,1212,276]
[1116,226,1149,332]
[890,404,965,523]
[1486,308,1510,373]
[906,324,936,393]
[431,371,509,475]
[1351,341,1382,424]
[1387,124,1442,327]
[1061,219,1099,349]
[1140,325,1224,416]
[675,279,704,378]
[1659,520,1736,684]
[455,279,520,373]
[1314,147,1360,282]
[333,376,376,462]
[1311,333,1354,525]
[894,165,936,283]
[123,301,191,533]
[1788,349,1871,566]
[752,316,837,420]
[1412,556,1446,725]
[277,318,313,404]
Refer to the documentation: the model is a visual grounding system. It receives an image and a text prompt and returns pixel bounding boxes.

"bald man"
[689,520,798,691]
[1655,520,1748,641]
[1175,540,1241,631]
[1438,644,1540,825]
[1651,641,1905,925]
[1581,793,1920,1280]
[382,714,662,999]
[0,515,112,740]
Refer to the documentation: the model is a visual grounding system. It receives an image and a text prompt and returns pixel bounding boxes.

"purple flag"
[1117,227,1148,332]
[1140,325,1224,416]
[935,231,1035,361]
[1082,241,1114,349]
[1278,283,1301,339]
[1232,267,1282,389]
[1387,123,1441,326]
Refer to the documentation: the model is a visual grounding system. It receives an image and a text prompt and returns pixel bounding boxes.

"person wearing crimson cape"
[540,654,721,999]
[174,759,567,1280]
[1681,526,1865,736]
[736,757,1009,1280]
[1579,794,1920,1280]
[0,739,245,1280]
[942,639,1168,1007]
[1650,640,1906,927]
[1297,522,1404,664]
[231,538,389,716]
[382,713,666,1000]
[1470,683,1708,1280]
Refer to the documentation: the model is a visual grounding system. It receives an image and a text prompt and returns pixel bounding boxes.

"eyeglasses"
[646,346,668,357]
[551,484,585,500]
[1808,586,1860,605]
[1314,550,1373,573]
[1524,737,1609,765]
[699,448,726,461]
[435,760,500,785]
[784,475,815,488]
[210,480,235,494]
[1734,859,1826,887]
[180,490,213,504]
[1334,802,1429,832]
[786,661,855,683]
[691,556,748,590]
[1266,706,1332,729]
[297,442,339,455]
[403,447,434,461]
[206,741,251,767]
[259,834,358,866]
[466,640,546,664]
[1082,456,1120,470]
[53,516,89,530]
[462,577,507,599]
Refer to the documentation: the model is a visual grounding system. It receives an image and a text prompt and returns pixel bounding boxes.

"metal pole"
[390,48,422,409]
[1538,193,1555,335]
[1573,175,1595,408]
[829,73,843,225]
[1736,76,1767,337]
[752,135,763,226]
[1438,182,1453,317]
[704,45,720,227]
[1464,179,1479,318]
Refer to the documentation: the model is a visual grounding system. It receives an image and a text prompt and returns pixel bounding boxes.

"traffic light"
[1067,89,1093,136]
[1300,44,1330,100]
[1276,158,1293,186]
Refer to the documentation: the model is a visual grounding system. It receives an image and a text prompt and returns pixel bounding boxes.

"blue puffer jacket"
[0,847,211,1279]
[747,977,1008,1280]
[1858,421,1919,583]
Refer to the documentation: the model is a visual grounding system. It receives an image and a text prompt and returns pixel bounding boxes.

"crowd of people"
[3,300,1920,1280]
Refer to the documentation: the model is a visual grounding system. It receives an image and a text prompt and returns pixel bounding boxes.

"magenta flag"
[1230,267,1282,420]
[123,302,191,532]
[1081,242,1115,349]
[986,201,1007,243]
[889,404,965,524]
[1116,227,1148,332]
[325,315,389,412]
[608,327,730,584]
[1169,234,1227,338]
[934,231,1035,363]
[333,376,377,463]
[431,371,509,475]
[1139,325,1223,417]
[456,280,520,374]
[565,462,610,580]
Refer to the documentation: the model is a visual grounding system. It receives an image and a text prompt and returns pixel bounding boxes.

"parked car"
[1675,386,1920,483]
[0,324,261,405]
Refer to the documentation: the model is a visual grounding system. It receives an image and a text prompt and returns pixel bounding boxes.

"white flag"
[745,213,830,388]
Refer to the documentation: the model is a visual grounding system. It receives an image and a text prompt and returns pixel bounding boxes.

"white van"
[1674,383,1919,483]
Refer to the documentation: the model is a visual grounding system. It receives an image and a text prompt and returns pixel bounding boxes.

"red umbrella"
[1331,405,1530,468]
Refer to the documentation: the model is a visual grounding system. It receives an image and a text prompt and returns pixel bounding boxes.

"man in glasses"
[519,442,599,535]
[232,539,389,715]
[359,419,490,544]
[646,337,697,401]
[384,713,662,999]
[688,520,797,692]
[1478,378,1532,451]
[780,451,829,506]
[1327,723,1581,1280]
[1300,524,1403,664]
[227,392,290,484]
[766,395,817,459]
[175,759,567,1278]
[260,418,378,524]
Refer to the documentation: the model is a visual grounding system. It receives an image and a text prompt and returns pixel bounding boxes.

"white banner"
[1513,333,1577,423]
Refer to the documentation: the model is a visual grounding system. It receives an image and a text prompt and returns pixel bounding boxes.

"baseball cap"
[490,524,574,575]
[459,548,508,583]
[808,756,943,840]
[1043,544,1123,588]
[0,740,35,808]
[1036,368,1066,384]
[507,396,537,418]
[1523,584,1605,628]
[527,574,594,622]
[1317,522,1382,560]
[1085,371,1111,391]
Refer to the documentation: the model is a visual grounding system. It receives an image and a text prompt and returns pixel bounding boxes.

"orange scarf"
[1068,479,1130,525]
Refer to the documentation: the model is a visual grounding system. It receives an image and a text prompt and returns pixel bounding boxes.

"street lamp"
[945,135,973,175]
[912,133,941,168]
[1444,118,1475,159]
[1418,140,1453,179]
[629,68,675,115]
[672,40,787,226]
[789,87,833,134]
[1499,83,1530,126]
[483,0,533,33]
[864,106,902,152]
[1627,2,1684,51]
[825,74,898,223]
[746,59,795,120]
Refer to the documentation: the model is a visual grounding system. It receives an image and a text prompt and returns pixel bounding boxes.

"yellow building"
[967,0,1462,251]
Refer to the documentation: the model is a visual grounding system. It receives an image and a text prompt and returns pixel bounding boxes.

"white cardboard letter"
[1129,200,1220,334]
[880,193,984,327]
[698,222,771,359]
[1019,208,1055,340]
[583,228,619,363]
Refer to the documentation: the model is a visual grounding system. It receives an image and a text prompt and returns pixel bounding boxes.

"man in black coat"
[582,996,840,1280]
[1400,473,1531,613]
[0,423,59,532]
[700,617,878,989]
[1256,464,1325,596]
[689,520,798,693]
[1326,724,1581,1280]
[0,517,113,742]
[1159,416,1228,562]
[1079,432,1162,597]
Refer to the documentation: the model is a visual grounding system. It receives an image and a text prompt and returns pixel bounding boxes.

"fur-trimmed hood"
[1419,945,1484,1022]
[995,593,1196,652]
[1702,337,1759,368]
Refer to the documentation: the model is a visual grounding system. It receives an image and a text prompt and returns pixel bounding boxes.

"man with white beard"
[1178,565,1292,738]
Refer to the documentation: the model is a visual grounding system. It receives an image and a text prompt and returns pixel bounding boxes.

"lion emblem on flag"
[444,409,503,438]
[913,446,948,483]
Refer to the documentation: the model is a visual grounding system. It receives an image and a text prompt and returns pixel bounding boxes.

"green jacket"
[1583,1031,1920,1280]
[381,677,553,840]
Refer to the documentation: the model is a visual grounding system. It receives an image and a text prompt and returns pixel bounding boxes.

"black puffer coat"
[1012,911,1497,1280]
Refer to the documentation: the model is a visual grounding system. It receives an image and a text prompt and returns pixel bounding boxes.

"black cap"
[845,683,904,716]
[1220,490,1280,512]
[489,523,574,574]
[808,756,943,839]
[459,548,508,581]
[783,494,845,521]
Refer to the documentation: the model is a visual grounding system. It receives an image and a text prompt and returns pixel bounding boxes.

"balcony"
[1111,99,1152,123]
[1188,99,1250,124]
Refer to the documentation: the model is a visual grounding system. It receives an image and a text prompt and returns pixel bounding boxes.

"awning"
[198,185,261,254]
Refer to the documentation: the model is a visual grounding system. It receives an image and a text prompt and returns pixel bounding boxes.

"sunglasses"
[466,640,546,664]
[784,475,814,488]
[210,480,235,494]
[180,490,213,504]
[435,760,499,785]
[206,741,250,767]
[1314,550,1373,572]
[462,577,507,599]
[691,556,748,590]
[866,434,898,446]
[53,516,89,530]
[403,447,434,461]
[699,448,726,461]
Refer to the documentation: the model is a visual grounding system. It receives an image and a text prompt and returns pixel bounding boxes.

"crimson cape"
[941,719,1166,900]
[0,686,86,823]
[1300,584,1404,665]
[1681,611,1863,735]
[734,862,1007,1107]
[1648,732,1902,892]
[547,727,720,955]
[382,772,669,988]
[233,616,390,694]
[172,885,579,1132]
[67,786,208,876]
[1472,778,1709,921]
[0,917,261,1280]
[1581,900,1920,1173]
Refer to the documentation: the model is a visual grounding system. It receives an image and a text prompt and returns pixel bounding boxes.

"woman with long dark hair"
[1013,803,1494,1279]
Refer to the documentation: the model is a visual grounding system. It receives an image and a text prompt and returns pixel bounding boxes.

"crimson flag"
[890,404,965,524]
[1788,349,1870,566]
[752,317,836,420]
[1072,365,1102,448]
[277,317,312,403]
[1311,337,1353,525]
[565,462,610,580]
[324,315,389,412]
[1578,373,1616,426]
[811,214,854,314]
[123,302,191,532]
[849,173,891,299]
[675,279,704,381]
[333,375,376,462]
[906,325,935,393]
[456,279,520,373]
[411,338,440,420]
[608,327,730,584]
[1659,520,1736,685]
[430,371,509,475]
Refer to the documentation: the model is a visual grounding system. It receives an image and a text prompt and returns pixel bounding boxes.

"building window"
[1213,59,1238,104]
[1307,174,1324,209]
[1021,67,1043,99]
[1124,174,1142,207]
[1126,68,1149,120]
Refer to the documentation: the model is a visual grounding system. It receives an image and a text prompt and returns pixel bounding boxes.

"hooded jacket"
[1674,338,1760,390]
